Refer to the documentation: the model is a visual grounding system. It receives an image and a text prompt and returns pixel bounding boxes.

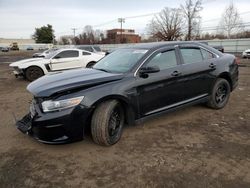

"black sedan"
[16,42,239,145]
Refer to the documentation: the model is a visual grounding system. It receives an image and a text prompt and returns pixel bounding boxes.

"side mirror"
[139,66,160,75]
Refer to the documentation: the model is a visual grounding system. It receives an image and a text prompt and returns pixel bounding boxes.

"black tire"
[207,78,230,109]
[86,62,96,68]
[91,100,125,146]
[25,66,44,82]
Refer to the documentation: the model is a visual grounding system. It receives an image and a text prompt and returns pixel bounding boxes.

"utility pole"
[118,18,125,43]
[71,28,77,38]
[71,28,77,45]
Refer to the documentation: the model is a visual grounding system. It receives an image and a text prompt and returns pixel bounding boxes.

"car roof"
[124,41,207,50]
[120,41,223,56]
[56,48,93,54]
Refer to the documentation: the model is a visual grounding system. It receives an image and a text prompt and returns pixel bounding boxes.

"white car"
[10,48,104,81]
[242,49,250,58]
[76,45,106,56]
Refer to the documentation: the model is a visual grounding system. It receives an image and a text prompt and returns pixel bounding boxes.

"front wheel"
[207,78,230,109]
[91,100,125,146]
[25,66,44,81]
[86,62,96,68]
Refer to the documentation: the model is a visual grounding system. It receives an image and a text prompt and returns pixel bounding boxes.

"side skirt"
[135,96,209,125]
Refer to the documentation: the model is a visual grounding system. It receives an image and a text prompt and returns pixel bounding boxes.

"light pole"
[118,18,125,43]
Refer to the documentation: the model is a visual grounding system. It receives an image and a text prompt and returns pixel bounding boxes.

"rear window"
[201,49,215,60]
[82,51,91,55]
[180,48,203,64]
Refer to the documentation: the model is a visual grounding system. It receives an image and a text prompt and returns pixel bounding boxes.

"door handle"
[171,71,181,77]
[209,63,216,69]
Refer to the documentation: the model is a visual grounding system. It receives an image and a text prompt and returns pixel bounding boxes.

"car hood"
[9,58,45,67]
[27,68,124,97]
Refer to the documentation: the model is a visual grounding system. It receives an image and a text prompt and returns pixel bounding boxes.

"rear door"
[177,45,218,100]
[50,50,81,71]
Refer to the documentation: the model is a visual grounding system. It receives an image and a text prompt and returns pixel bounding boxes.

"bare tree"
[58,36,71,45]
[148,7,184,41]
[218,3,244,38]
[181,0,203,40]
[83,25,95,44]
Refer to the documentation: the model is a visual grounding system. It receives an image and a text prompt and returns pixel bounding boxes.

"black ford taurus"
[16,42,239,146]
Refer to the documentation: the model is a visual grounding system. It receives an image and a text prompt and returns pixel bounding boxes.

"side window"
[180,48,203,64]
[146,50,177,71]
[82,47,94,52]
[201,48,214,60]
[55,50,79,58]
[82,51,91,56]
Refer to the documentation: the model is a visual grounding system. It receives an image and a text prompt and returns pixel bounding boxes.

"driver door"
[50,50,81,71]
[136,48,184,116]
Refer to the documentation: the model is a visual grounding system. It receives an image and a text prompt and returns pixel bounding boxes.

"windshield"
[93,49,147,73]
[44,48,57,54]
[93,46,101,52]
[44,50,58,59]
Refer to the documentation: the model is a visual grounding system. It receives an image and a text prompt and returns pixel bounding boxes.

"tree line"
[32,0,248,44]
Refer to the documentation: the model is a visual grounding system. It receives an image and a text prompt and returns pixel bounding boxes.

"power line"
[55,4,250,37]
[92,19,117,28]
[203,10,250,23]
[125,12,159,19]
[200,22,250,31]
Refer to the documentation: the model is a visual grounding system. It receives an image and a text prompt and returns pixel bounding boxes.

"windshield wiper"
[93,68,110,73]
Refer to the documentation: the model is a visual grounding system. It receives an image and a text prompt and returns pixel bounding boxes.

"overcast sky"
[0,0,250,39]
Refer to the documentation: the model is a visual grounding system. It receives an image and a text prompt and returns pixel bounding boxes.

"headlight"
[42,96,84,112]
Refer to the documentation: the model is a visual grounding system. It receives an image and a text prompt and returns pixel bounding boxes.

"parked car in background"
[15,42,238,145]
[199,42,224,53]
[33,48,58,58]
[212,45,224,53]
[27,46,34,50]
[9,48,105,81]
[38,47,48,51]
[1,47,9,52]
[242,49,250,58]
[76,45,106,55]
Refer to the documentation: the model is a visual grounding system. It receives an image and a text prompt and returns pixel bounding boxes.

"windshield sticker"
[133,50,147,54]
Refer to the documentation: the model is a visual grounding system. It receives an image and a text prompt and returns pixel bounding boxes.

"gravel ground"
[0,50,39,63]
[0,54,250,188]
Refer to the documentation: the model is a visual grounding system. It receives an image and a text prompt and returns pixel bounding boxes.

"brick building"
[106,29,141,44]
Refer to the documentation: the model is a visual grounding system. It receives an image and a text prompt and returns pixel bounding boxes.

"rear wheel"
[91,100,124,146]
[207,78,230,109]
[25,66,44,81]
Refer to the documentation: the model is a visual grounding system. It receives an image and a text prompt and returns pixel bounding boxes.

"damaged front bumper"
[16,100,91,144]
[12,66,24,77]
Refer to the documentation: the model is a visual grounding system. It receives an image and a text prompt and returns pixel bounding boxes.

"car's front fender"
[17,61,49,74]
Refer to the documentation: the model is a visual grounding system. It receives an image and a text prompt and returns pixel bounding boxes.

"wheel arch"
[218,72,233,91]
[23,65,45,74]
[23,65,45,80]
[90,95,136,126]
[86,61,97,68]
